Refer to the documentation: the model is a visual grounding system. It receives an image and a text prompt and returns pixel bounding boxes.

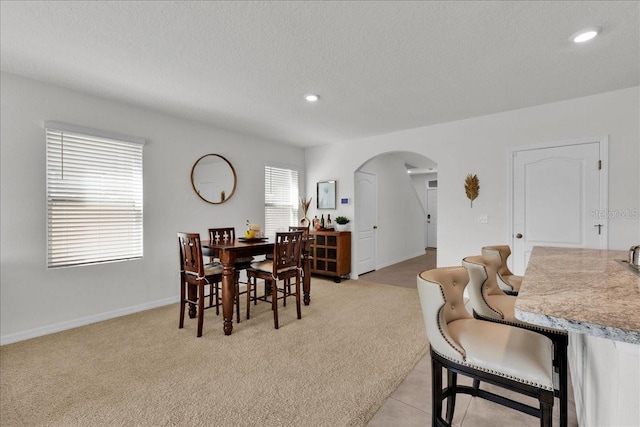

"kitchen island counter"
[515,246,640,344]
[515,246,640,427]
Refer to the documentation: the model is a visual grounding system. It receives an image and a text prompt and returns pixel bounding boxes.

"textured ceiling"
[1,1,638,148]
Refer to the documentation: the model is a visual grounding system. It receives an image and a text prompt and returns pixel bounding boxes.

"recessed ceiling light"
[571,27,601,43]
[305,94,319,102]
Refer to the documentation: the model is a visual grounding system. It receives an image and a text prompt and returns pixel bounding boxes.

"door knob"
[516,233,523,239]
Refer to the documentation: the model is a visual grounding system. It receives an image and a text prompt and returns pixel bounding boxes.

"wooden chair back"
[273,231,304,275]
[177,232,205,277]
[208,227,235,244]
[288,226,309,239]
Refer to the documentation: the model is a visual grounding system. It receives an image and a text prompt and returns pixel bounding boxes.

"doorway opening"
[354,151,437,277]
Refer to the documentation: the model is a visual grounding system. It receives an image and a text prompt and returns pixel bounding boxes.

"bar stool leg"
[432,357,443,426]
[558,336,568,427]
[446,370,457,424]
[540,390,554,427]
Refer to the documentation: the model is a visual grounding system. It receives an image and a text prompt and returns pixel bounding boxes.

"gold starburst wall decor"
[464,174,480,207]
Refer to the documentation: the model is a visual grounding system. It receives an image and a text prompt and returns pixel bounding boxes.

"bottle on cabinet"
[326,214,332,228]
[320,214,325,228]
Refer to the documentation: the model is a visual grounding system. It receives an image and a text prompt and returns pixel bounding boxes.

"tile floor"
[367,353,579,427]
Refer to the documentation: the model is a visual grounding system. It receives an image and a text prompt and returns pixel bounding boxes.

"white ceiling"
[1,1,638,148]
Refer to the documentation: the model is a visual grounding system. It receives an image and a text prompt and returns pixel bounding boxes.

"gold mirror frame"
[190,154,237,204]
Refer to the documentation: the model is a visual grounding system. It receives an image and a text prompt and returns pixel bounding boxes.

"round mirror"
[190,154,237,204]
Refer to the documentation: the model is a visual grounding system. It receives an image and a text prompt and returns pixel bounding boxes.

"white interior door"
[355,171,377,275]
[511,140,607,274]
[426,189,437,248]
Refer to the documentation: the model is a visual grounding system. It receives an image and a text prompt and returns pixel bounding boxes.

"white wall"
[306,87,640,274]
[0,73,306,343]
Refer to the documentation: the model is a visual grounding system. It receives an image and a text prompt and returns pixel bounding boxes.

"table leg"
[222,262,236,335]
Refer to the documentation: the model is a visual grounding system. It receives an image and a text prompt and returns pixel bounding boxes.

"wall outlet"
[478,214,488,224]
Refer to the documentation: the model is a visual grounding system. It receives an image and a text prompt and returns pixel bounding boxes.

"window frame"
[264,162,300,237]
[45,121,145,268]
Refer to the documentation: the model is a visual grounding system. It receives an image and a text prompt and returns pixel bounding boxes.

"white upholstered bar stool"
[481,245,522,295]
[417,267,555,426]
[462,255,568,427]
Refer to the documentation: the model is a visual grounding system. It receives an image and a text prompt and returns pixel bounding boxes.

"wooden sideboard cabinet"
[310,230,351,282]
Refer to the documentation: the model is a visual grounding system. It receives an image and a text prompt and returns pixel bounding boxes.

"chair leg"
[264,281,271,299]
[540,390,554,427]
[234,272,242,323]
[209,279,217,308]
[196,282,205,337]
[446,370,457,424]
[283,278,288,307]
[215,281,220,315]
[246,275,252,320]
[188,283,197,319]
[272,281,279,329]
[253,278,258,305]
[557,336,569,427]
[235,282,240,323]
[268,280,275,309]
[432,356,443,426]
[295,277,301,320]
[179,279,186,329]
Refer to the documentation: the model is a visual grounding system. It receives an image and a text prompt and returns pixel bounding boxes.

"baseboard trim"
[0,296,179,346]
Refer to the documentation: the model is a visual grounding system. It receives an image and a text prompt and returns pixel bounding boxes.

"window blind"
[264,165,299,236]
[45,122,144,268]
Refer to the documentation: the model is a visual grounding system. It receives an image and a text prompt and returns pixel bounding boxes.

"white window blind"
[264,165,299,236]
[45,122,144,268]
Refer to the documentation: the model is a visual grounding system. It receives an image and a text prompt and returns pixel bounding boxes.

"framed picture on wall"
[317,180,336,209]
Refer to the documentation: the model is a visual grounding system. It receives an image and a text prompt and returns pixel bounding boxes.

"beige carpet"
[360,249,436,289]
[0,278,428,427]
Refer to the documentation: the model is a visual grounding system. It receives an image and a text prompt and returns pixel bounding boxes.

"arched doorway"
[354,151,437,277]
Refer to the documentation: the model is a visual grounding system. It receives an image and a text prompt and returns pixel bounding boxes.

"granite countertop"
[515,246,640,344]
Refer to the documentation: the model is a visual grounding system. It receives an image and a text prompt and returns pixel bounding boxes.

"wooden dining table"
[202,237,312,335]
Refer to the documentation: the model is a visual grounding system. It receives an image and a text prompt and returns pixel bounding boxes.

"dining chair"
[246,231,304,329]
[462,255,568,427]
[417,267,556,426]
[177,232,223,337]
[288,226,310,292]
[288,226,309,238]
[481,244,522,295]
[208,227,253,323]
